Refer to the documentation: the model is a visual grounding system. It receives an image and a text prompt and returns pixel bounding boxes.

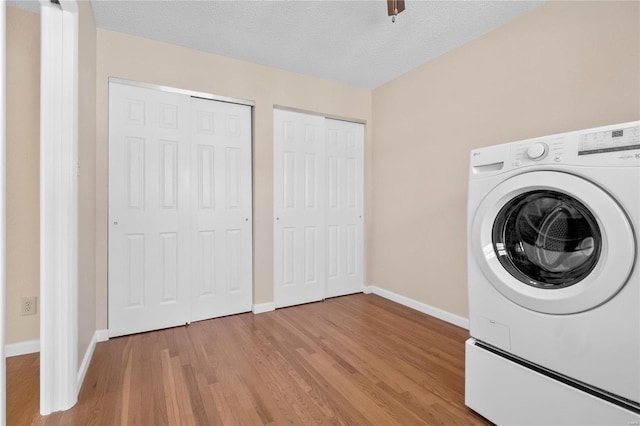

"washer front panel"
[471,171,635,314]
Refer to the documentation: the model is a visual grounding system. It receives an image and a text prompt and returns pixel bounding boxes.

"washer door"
[471,171,635,314]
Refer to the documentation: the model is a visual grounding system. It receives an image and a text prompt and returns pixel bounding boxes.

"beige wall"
[77,0,97,366]
[5,7,39,344]
[370,1,640,319]
[95,30,373,329]
[9,0,638,342]
[6,4,98,362]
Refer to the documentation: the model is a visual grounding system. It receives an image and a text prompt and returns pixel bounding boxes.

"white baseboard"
[252,302,276,314]
[77,329,109,392]
[96,329,109,342]
[5,329,106,378]
[364,285,469,329]
[77,331,97,393]
[5,339,39,357]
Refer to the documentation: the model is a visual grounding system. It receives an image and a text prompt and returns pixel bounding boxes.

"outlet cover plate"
[22,296,37,316]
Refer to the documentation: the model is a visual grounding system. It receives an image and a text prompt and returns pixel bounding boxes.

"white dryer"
[465,121,640,424]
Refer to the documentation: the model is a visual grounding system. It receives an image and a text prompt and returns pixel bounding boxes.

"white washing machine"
[465,121,640,425]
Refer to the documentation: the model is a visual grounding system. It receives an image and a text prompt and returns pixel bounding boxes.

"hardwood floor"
[6,350,39,425]
[6,294,490,425]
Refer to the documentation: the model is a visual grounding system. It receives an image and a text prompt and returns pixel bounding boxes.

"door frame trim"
[1,2,6,424]
[109,77,255,107]
[273,104,367,125]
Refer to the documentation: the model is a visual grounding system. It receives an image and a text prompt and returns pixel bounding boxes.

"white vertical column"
[0,1,7,425]
[39,0,79,415]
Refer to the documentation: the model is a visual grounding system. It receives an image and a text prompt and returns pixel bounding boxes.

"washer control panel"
[471,121,640,175]
[578,125,639,156]
[509,122,639,168]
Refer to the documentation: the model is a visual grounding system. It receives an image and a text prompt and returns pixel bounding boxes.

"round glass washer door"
[471,171,635,314]
[493,190,601,289]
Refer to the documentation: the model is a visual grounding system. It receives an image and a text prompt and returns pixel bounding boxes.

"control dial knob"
[527,143,547,160]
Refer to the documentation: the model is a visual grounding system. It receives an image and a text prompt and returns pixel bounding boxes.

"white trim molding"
[39,0,79,415]
[5,339,40,358]
[109,77,255,107]
[77,331,97,394]
[96,329,109,343]
[364,285,470,329]
[1,2,7,424]
[77,330,111,393]
[252,302,276,314]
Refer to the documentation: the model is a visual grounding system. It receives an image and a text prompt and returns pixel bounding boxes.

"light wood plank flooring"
[7,294,489,425]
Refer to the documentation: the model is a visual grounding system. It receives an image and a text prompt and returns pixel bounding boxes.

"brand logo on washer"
[618,153,640,160]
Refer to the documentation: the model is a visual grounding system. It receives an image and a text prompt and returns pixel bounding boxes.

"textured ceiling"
[8,0,543,89]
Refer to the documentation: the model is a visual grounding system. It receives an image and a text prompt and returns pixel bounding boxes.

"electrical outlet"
[22,296,37,316]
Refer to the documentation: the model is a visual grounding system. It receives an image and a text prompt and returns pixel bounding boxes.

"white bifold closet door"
[274,109,364,309]
[108,83,252,338]
[273,110,327,308]
[190,98,252,323]
[324,119,365,299]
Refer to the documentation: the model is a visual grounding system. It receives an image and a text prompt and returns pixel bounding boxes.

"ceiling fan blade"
[387,0,406,16]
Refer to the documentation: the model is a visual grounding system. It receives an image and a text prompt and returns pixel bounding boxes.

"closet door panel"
[109,83,253,337]
[274,110,365,308]
[274,110,326,308]
[109,83,191,337]
[325,119,365,298]
[190,98,252,322]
